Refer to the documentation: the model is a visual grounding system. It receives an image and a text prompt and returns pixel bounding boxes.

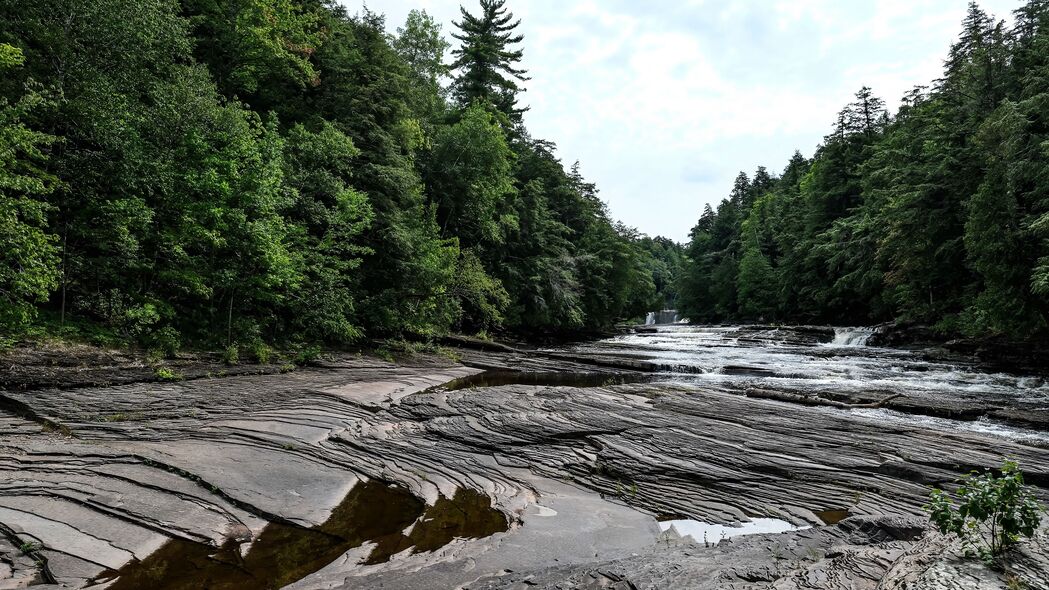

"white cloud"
[346,0,1023,240]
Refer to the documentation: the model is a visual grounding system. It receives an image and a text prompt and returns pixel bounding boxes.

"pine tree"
[962,102,1042,336]
[847,86,888,137]
[451,0,529,120]
[728,172,750,211]
[745,166,774,213]
[677,205,717,322]
[737,214,777,320]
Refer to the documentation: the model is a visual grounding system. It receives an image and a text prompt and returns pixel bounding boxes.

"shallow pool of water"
[658,517,807,545]
[94,482,507,590]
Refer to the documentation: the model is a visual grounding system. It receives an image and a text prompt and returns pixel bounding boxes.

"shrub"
[926,460,1043,560]
[222,344,239,366]
[154,367,182,382]
[149,326,181,359]
[250,341,272,364]
[436,346,462,362]
[292,344,321,366]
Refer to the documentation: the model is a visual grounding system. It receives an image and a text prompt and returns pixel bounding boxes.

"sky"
[344,0,1022,242]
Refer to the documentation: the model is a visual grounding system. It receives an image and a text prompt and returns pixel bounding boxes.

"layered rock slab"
[1,351,1047,589]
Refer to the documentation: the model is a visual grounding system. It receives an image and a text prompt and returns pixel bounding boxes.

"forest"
[678,1,1049,340]
[0,0,681,352]
[4,0,1049,354]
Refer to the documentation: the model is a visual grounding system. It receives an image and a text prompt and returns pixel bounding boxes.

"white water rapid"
[828,327,875,347]
[553,325,1049,446]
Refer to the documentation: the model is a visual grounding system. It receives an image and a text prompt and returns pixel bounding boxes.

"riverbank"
[2,327,1048,589]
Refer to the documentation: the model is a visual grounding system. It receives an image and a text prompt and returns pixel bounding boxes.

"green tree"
[0,0,760,344]
[451,248,510,332]
[639,236,684,311]
[927,460,1043,559]
[392,9,450,122]
[180,0,325,101]
[678,205,717,322]
[305,8,459,337]
[499,142,585,331]
[425,104,516,248]
[451,0,529,120]
[736,202,778,320]
[0,43,60,328]
[962,102,1045,336]
[281,121,373,342]
[875,3,1007,329]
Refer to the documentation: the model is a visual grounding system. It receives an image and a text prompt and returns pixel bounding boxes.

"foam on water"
[558,325,1049,444]
[826,327,876,347]
[849,408,1049,447]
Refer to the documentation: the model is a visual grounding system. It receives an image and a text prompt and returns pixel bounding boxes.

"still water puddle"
[814,509,851,524]
[441,370,655,391]
[659,517,807,546]
[94,481,507,590]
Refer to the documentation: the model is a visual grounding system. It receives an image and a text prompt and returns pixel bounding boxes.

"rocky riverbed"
[2,326,1048,589]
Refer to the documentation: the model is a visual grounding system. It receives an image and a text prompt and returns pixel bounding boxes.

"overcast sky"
[345,0,1021,241]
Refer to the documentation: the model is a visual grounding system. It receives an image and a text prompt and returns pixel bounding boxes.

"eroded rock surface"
[1,330,1048,589]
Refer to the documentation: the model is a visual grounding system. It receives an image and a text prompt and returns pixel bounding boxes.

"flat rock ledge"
[470,517,1049,590]
[0,351,1046,589]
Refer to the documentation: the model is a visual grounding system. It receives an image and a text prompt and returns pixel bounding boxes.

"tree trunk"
[60,229,68,326]
[227,289,235,347]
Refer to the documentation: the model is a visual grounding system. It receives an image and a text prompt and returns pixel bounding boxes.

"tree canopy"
[0,0,676,351]
[677,1,1049,340]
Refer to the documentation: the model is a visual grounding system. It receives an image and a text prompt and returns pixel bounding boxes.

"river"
[553,325,1049,446]
[3,325,1048,589]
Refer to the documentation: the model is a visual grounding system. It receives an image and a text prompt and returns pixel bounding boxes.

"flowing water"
[94,325,1049,587]
[645,310,681,325]
[828,327,875,347]
[553,325,1049,445]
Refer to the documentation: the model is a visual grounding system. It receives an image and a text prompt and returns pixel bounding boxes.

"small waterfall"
[831,327,875,347]
[645,310,679,326]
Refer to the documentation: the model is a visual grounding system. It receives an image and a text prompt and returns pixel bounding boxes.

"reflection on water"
[95,482,507,590]
[814,509,850,525]
[365,487,510,564]
[658,517,807,546]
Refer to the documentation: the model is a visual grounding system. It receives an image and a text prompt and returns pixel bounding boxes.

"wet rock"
[735,324,836,345]
[455,349,649,374]
[2,343,1048,589]
[722,365,778,377]
[883,397,998,421]
[470,518,1049,590]
[990,408,1049,430]
[836,515,926,542]
[866,323,940,347]
[944,337,1049,376]
[439,334,521,353]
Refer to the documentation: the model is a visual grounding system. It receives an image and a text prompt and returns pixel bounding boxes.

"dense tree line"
[0,0,677,351]
[679,1,1049,340]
